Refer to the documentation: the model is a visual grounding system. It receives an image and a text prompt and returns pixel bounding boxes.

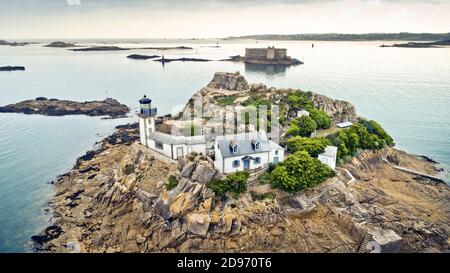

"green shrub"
[165,175,179,191]
[359,119,395,147]
[327,121,394,161]
[308,108,331,129]
[123,164,135,175]
[215,95,237,106]
[270,151,335,193]
[287,115,317,137]
[287,136,330,157]
[207,171,249,197]
[287,90,313,109]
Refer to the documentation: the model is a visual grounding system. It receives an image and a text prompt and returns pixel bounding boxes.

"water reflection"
[244,63,288,76]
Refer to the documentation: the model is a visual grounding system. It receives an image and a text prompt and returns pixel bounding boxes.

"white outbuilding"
[318,146,338,170]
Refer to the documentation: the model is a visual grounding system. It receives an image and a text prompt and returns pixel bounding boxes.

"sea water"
[0,39,449,252]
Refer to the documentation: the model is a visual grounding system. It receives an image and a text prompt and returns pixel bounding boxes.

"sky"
[0,0,449,39]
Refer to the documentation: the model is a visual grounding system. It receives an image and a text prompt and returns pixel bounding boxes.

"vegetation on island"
[207,88,393,194]
[287,90,331,129]
[287,136,330,157]
[287,115,317,137]
[215,95,237,107]
[165,175,179,191]
[207,171,249,197]
[269,151,335,193]
[327,119,394,163]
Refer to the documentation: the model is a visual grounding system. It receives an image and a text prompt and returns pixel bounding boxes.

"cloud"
[1,0,449,39]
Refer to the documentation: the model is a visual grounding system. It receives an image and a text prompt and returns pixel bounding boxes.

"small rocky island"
[127,54,160,60]
[32,72,449,253]
[154,57,212,63]
[44,41,78,48]
[224,47,303,65]
[0,97,129,118]
[0,39,29,46]
[380,39,450,48]
[0,66,25,72]
[72,46,193,52]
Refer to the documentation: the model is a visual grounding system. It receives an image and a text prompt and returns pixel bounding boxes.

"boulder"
[191,162,218,184]
[180,161,196,178]
[207,72,249,91]
[186,213,211,237]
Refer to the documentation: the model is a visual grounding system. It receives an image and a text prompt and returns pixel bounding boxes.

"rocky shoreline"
[380,39,450,48]
[0,97,130,118]
[31,75,449,253]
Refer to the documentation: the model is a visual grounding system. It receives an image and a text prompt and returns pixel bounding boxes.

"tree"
[328,121,394,161]
[359,119,395,147]
[287,115,317,137]
[287,90,313,109]
[270,151,335,193]
[308,108,331,129]
[287,136,330,157]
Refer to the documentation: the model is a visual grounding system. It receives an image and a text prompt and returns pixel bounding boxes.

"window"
[275,150,278,155]
[255,142,261,151]
[232,145,239,154]
[255,157,261,164]
[232,160,240,168]
[155,141,164,150]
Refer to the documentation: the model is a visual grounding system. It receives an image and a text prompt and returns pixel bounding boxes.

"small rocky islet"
[31,72,449,253]
[0,66,25,72]
[44,41,78,48]
[72,46,193,52]
[0,97,129,118]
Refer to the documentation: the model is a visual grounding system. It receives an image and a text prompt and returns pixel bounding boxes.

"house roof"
[337,121,353,128]
[215,131,283,159]
[148,131,206,145]
[319,146,338,158]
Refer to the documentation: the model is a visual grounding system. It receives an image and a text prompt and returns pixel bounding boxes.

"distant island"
[0,66,25,72]
[225,32,450,41]
[223,47,303,65]
[0,39,29,46]
[154,57,211,63]
[380,39,450,48]
[0,97,129,118]
[127,54,160,60]
[44,41,78,48]
[72,46,193,52]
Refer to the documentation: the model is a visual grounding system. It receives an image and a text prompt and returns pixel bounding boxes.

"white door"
[177,147,184,159]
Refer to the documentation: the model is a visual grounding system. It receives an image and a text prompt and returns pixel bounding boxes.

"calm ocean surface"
[0,39,449,252]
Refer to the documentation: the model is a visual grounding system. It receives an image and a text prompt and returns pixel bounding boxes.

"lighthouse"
[139,95,157,147]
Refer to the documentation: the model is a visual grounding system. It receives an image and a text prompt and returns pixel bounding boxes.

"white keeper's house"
[138,95,206,160]
[213,131,285,174]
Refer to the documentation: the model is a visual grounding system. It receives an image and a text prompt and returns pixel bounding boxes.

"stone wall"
[245,47,288,61]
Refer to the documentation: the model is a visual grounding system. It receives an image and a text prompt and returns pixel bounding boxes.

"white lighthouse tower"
[139,95,157,147]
